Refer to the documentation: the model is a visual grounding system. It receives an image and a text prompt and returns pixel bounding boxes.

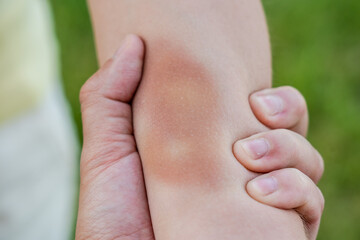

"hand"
[76,35,154,240]
[233,87,324,240]
[76,34,323,240]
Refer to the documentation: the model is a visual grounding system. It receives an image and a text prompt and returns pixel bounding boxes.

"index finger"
[249,86,308,136]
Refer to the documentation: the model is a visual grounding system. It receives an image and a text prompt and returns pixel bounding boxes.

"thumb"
[76,35,154,240]
[79,34,145,173]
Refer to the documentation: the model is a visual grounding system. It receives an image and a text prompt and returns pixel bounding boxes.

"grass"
[49,0,360,239]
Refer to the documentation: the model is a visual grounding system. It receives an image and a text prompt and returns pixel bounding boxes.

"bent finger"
[247,168,324,240]
[234,129,324,183]
[249,86,308,136]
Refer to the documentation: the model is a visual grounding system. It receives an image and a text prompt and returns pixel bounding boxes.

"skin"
[134,41,224,187]
[86,0,323,238]
[76,36,324,240]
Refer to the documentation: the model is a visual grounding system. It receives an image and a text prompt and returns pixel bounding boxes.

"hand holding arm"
[76,35,324,240]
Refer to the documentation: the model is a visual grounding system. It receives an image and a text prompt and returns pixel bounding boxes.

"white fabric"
[0,0,59,122]
[0,84,78,240]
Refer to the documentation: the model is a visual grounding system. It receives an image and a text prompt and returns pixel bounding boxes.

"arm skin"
[88,0,306,239]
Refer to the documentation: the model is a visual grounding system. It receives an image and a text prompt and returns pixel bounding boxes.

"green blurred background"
[48,0,360,239]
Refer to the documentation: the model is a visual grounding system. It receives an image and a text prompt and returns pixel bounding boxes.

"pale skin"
[79,0,323,238]
[76,36,324,240]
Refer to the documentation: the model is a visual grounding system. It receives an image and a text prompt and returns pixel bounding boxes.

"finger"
[76,35,154,239]
[249,86,308,136]
[233,129,324,183]
[247,168,325,240]
[80,34,145,171]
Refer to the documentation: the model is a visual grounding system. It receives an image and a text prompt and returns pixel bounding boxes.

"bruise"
[133,39,232,189]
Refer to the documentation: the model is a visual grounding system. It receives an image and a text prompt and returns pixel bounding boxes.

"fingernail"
[256,95,283,116]
[238,138,270,160]
[112,35,133,59]
[249,176,278,196]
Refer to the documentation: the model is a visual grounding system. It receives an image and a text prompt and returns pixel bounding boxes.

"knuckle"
[297,93,308,116]
[79,73,102,106]
[281,86,308,114]
[273,128,291,137]
[276,168,309,195]
[79,83,90,105]
[288,167,303,177]
[315,150,325,182]
[309,187,325,222]
[269,129,299,160]
[273,129,298,149]
[289,168,309,189]
[280,85,298,93]
[277,167,300,181]
[318,188,325,213]
[281,85,301,98]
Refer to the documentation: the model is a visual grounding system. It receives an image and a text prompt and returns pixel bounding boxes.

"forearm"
[88,0,306,239]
